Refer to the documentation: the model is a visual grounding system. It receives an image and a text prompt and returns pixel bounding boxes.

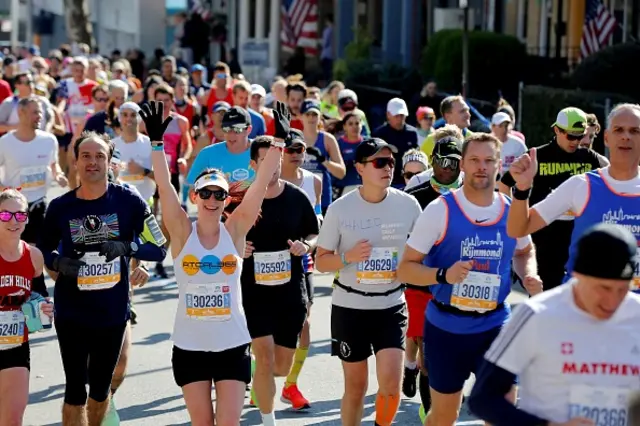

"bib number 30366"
[450,271,500,312]
[356,247,398,285]
[77,253,121,291]
[254,250,291,286]
[0,311,25,350]
[568,385,629,426]
[185,283,231,322]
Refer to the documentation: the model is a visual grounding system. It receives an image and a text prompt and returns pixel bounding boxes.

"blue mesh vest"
[302,132,332,209]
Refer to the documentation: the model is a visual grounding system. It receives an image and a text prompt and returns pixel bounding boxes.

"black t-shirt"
[372,123,420,186]
[241,182,320,304]
[406,180,442,209]
[500,140,603,205]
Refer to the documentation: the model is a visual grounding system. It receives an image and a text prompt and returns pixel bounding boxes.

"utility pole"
[461,0,469,97]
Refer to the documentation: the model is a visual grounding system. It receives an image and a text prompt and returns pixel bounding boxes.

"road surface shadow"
[133,332,172,346]
[117,394,185,422]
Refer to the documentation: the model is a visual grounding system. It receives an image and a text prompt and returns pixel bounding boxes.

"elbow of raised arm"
[506,222,527,239]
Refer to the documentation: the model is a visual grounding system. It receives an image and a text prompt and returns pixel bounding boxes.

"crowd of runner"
[0,44,639,426]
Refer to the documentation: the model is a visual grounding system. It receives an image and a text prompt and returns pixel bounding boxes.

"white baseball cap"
[194,171,230,193]
[387,98,409,116]
[491,112,512,126]
[250,84,266,98]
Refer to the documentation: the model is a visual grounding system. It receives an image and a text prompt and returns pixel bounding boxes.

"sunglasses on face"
[433,156,460,170]
[0,211,28,222]
[215,73,227,79]
[285,146,305,154]
[94,97,109,102]
[364,157,395,169]
[560,130,586,141]
[403,171,418,180]
[222,125,248,134]
[197,188,229,201]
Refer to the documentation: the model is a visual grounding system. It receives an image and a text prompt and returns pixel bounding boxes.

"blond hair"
[0,189,27,209]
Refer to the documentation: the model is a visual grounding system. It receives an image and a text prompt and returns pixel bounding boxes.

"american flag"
[580,0,617,59]
[281,0,319,56]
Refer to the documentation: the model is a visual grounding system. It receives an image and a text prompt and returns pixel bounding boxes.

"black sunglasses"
[560,130,586,141]
[197,188,229,201]
[363,157,395,169]
[433,156,460,170]
[403,171,418,181]
[285,146,305,154]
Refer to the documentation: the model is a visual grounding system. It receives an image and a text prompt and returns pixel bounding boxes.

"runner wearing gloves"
[140,100,286,426]
[38,132,167,426]
[469,223,640,426]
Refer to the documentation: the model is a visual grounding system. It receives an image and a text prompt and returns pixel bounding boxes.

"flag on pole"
[580,0,617,59]
[281,0,319,56]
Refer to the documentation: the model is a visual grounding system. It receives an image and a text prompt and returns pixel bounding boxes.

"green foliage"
[421,30,526,100]
[520,85,634,148]
[333,27,373,83]
[570,42,640,100]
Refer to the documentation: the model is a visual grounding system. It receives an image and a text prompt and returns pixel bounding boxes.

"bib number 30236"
[185,282,231,321]
[357,247,398,285]
[450,271,500,312]
[568,385,629,426]
[0,311,25,350]
[254,250,291,286]
[77,252,121,291]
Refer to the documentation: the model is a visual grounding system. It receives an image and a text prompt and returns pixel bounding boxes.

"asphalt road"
[22,185,527,425]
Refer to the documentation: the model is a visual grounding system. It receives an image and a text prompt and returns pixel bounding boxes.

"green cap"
[552,107,587,134]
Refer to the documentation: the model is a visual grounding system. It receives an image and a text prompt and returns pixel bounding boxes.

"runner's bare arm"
[511,241,537,280]
[322,133,346,179]
[397,246,439,285]
[178,116,193,160]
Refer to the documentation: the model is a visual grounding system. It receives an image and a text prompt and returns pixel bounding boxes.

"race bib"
[450,271,500,312]
[0,310,25,350]
[568,385,629,426]
[630,248,640,291]
[356,247,398,285]
[254,250,291,285]
[185,282,231,321]
[77,252,121,291]
[20,166,47,192]
[120,171,144,185]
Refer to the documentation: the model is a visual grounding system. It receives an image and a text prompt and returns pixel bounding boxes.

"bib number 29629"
[356,247,398,285]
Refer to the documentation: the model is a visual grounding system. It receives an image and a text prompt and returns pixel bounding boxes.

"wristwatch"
[129,241,139,255]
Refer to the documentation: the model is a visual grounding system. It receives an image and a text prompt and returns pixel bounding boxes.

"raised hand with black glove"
[53,256,86,277]
[273,101,291,140]
[305,146,327,164]
[139,101,173,142]
[99,241,133,262]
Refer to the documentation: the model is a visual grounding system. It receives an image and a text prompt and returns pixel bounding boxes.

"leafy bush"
[570,42,640,101]
[520,85,634,150]
[421,30,526,100]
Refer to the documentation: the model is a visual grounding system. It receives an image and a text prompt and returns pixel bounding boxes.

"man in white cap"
[372,97,420,188]
[491,111,527,176]
[249,83,275,136]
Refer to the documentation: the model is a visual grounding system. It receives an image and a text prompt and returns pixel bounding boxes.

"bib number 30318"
[185,283,231,321]
[356,247,398,285]
[0,311,25,350]
[568,385,629,426]
[450,271,500,312]
[254,250,291,286]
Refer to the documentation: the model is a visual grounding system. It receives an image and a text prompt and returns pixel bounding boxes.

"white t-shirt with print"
[112,135,156,201]
[500,135,527,175]
[485,282,640,423]
[0,130,58,203]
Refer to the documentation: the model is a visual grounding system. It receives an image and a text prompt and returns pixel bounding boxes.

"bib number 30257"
[450,271,500,312]
[568,385,629,426]
[185,283,231,321]
[77,253,121,291]
[356,247,398,285]
[254,250,291,286]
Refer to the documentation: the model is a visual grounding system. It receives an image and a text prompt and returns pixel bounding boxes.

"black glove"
[306,146,326,164]
[139,101,173,142]
[99,241,131,263]
[273,101,291,140]
[53,256,86,277]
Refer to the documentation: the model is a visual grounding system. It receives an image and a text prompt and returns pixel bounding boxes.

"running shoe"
[281,383,310,410]
[155,262,168,279]
[402,366,419,398]
[130,306,138,325]
[101,398,120,426]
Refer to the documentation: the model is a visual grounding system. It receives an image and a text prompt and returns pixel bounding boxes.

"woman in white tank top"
[146,101,285,425]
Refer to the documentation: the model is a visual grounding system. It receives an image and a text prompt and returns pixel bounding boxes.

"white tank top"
[172,222,251,352]
[299,168,317,206]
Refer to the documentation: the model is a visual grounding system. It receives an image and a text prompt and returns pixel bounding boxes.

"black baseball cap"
[433,136,463,160]
[301,99,321,115]
[221,106,251,127]
[286,129,305,147]
[355,138,398,163]
[573,223,637,280]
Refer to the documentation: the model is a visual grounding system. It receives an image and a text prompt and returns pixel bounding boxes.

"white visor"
[194,172,230,193]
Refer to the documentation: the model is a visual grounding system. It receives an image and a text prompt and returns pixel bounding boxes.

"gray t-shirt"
[318,188,422,310]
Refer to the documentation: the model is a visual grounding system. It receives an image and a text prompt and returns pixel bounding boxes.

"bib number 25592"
[254,250,291,286]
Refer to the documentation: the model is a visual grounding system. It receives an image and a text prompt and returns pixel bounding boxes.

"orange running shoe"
[281,383,311,410]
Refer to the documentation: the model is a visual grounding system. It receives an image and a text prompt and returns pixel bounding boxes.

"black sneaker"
[155,262,168,279]
[402,366,419,398]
